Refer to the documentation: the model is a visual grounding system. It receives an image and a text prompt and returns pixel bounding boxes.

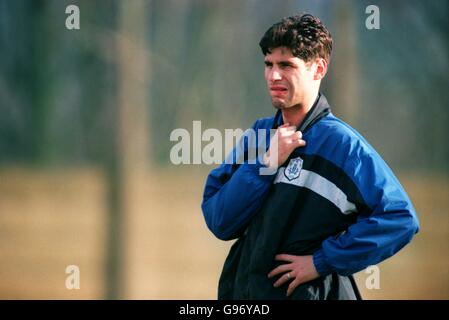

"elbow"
[201,201,235,241]
[207,216,237,241]
[408,212,420,237]
[207,221,236,241]
[213,229,236,241]
[401,209,420,243]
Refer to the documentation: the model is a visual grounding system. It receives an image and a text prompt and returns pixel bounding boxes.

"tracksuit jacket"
[201,93,420,299]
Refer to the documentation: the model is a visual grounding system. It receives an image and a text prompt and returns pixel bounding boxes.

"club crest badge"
[284,157,303,181]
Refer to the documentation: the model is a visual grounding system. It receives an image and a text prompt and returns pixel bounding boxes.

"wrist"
[262,152,271,168]
[263,151,280,169]
[313,249,333,277]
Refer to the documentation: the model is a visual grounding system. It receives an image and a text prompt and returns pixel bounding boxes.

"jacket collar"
[273,92,331,133]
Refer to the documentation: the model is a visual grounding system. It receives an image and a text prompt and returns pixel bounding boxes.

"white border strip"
[274,168,357,214]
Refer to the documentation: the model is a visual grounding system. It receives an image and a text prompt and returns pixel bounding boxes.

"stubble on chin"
[272,99,286,110]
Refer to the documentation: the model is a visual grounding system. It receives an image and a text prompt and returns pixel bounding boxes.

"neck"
[282,92,319,128]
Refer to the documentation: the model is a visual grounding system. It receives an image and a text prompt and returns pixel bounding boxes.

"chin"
[272,99,286,110]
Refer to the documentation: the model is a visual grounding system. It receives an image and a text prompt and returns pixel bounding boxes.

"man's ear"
[314,58,328,80]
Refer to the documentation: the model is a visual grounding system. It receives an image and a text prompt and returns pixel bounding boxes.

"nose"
[268,68,282,82]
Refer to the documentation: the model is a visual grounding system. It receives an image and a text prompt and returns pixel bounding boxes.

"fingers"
[292,131,306,146]
[271,270,305,296]
[268,126,306,168]
[290,134,306,149]
[275,254,296,262]
[286,278,302,297]
[268,263,291,278]
[269,255,318,297]
[273,272,294,288]
[278,126,297,137]
[278,129,305,145]
[293,137,307,148]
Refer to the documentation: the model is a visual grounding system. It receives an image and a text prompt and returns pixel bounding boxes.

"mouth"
[269,85,288,97]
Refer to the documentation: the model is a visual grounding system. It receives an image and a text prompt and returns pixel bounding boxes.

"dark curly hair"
[259,14,333,63]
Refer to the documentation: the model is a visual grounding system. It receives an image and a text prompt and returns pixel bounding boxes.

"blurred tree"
[106,0,150,299]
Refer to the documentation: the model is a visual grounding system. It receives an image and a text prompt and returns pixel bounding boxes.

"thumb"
[292,136,307,148]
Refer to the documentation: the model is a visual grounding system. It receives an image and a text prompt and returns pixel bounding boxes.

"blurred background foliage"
[0,0,448,299]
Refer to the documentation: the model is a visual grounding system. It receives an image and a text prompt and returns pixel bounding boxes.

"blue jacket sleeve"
[201,120,276,240]
[313,144,420,276]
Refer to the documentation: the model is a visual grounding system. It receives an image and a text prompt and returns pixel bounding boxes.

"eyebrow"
[279,61,295,67]
[264,60,296,67]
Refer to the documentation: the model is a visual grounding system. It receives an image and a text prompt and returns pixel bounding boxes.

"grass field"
[0,167,448,299]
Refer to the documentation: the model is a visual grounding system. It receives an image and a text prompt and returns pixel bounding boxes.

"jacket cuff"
[313,249,333,277]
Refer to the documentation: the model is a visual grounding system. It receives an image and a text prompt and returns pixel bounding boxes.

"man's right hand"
[263,123,306,169]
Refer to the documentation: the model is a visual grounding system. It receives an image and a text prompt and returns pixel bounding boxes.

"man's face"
[264,47,316,110]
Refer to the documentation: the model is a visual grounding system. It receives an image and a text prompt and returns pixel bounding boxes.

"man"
[201,14,419,299]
